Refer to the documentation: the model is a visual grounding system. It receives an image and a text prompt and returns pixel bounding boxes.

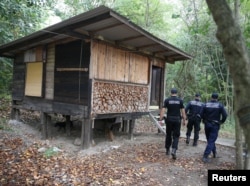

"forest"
[0,0,250,170]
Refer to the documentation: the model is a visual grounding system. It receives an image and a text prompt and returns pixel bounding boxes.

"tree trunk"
[205,0,250,169]
[235,116,244,169]
[233,0,244,170]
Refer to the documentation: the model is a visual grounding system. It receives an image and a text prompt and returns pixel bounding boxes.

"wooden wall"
[45,44,55,100]
[90,40,151,116]
[90,40,149,84]
[12,54,25,101]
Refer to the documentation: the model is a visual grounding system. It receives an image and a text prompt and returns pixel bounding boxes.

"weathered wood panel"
[45,44,55,99]
[24,46,43,62]
[92,81,148,115]
[97,43,106,80]
[54,40,90,104]
[12,54,25,100]
[152,58,165,68]
[90,40,149,84]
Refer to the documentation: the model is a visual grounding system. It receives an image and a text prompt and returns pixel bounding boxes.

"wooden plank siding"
[45,44,55,100]
[90,40,149,84]
[90,40,151,116]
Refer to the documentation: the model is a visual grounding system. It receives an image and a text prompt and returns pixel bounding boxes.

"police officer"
[159,88,186,160]
[185,93,204,146]
[201,93,227,163]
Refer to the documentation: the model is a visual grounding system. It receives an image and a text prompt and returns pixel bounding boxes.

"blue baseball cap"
[171,88,178,94]
[195,93,200,97]
[211,92,218,99]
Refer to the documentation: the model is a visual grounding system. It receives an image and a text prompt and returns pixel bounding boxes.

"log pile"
[92,81,148,114]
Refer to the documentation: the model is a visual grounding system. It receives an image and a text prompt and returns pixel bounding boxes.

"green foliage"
[0,0,57,44]
[0,58,13,96]
[113,0,172,40]
[43,147,59,158]
[0,120,12,131]
[55,0,115,20]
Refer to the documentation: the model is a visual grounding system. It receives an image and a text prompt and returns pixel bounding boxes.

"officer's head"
[211,92,218,100]
[171,88,178,95]
[195,93,200,97]
[195,93,200,100]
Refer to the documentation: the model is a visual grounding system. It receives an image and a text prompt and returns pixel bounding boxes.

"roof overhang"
[0,6,193,62]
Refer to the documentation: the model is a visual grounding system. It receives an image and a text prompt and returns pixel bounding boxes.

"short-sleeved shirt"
[163,96,184,117]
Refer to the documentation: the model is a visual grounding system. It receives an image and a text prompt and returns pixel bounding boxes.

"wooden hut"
[0,6,192,148]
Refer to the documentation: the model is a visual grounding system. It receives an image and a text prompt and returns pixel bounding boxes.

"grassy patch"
[220,124,235,139]
[0,118,13,131]
[43,147,59,158]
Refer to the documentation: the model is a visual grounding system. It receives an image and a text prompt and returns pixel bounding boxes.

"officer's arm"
[185,102,190,113]
[220,106,228,124]
[181,108,187,121]
[159,107,166,121]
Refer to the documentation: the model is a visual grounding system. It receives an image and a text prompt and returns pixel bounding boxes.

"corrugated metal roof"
[0,6,192,62]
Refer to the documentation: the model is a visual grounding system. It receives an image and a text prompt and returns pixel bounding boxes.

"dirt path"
[1,116,236,185]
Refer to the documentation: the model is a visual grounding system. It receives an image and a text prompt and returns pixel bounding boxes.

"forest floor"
[0,99,236,186]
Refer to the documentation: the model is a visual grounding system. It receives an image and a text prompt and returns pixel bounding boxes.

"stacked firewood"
[92,81,148,114]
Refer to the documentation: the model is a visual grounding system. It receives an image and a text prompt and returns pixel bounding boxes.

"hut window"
[25,62,43,97]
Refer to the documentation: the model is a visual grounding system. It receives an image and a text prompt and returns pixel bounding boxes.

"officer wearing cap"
[185,93,204,146]
[201,92,227,163]
[159,88,186,160]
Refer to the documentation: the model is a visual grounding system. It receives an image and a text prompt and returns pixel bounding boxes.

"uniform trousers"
[186,116,201,142]
[204,122,220,156]
[165,118,181,150]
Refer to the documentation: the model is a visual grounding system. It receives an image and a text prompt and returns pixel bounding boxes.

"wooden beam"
[56,68,88,72]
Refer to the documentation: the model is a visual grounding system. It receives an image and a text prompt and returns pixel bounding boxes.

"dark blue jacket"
[185,98,204,117]
[201,100,227,124]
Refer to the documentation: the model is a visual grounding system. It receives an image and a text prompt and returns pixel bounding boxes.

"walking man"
[185,93,204,146]
[201,93,227,163]
[159,88,186,160]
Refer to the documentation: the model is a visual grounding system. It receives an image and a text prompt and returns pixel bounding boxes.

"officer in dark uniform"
[185,93,204,146]
[201,93,227,163]
[159,88,186,160]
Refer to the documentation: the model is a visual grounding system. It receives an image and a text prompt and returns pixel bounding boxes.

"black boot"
[186,136,190,145]
[193,141,197,146]
[166,148,170,155]
[213,151,217,158]
[202,155,211,163]
[171,148,177,160]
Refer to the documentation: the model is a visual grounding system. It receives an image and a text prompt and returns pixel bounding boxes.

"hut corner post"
[41,112,52,140]
[65,115,71,136]
[81,118,93,149]
[10,107,20,121]
[128,119,135,140]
